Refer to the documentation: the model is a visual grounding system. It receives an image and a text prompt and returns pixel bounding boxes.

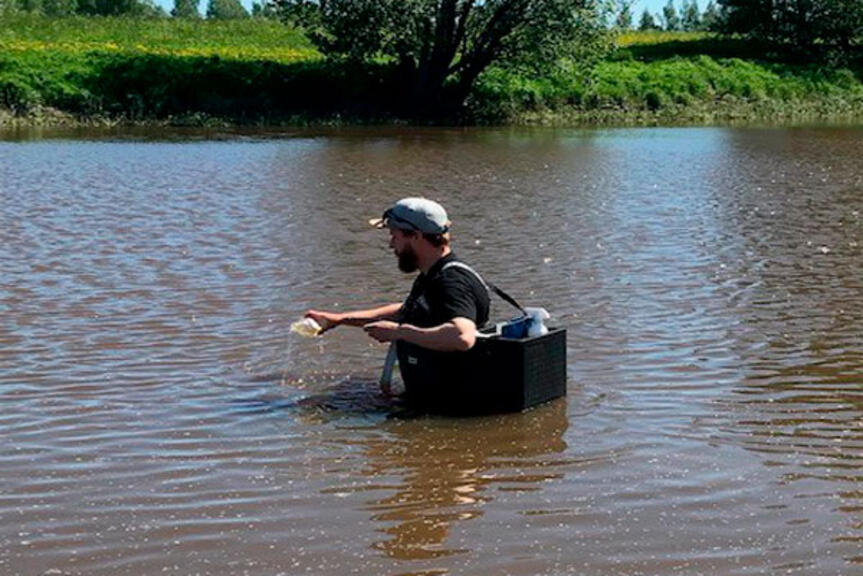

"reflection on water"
[1,126,861,575]
[360,401,568,561]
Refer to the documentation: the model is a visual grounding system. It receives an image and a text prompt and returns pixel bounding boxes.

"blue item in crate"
[500,316,530,339]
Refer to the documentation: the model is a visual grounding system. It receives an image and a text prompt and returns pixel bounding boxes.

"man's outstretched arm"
[305,303,403,333]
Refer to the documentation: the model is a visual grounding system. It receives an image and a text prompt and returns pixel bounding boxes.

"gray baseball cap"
[369,197,450,234]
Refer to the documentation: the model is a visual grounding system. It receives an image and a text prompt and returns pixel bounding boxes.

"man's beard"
[397,245,419,273]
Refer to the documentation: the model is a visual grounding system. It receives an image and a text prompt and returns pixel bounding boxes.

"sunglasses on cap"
[381,208,422,232]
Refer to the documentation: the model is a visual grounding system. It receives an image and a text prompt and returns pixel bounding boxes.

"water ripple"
[1,127,861,576]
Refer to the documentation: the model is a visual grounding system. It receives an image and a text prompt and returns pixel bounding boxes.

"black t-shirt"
[398,253,490,330]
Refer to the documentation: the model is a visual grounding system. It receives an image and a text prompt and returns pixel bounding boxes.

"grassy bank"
[0,15,318,61]
[1,17,861,126]
[472,53,863,125]
[0,15,349,124]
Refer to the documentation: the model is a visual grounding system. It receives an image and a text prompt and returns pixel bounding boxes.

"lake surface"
[1,126,861,576]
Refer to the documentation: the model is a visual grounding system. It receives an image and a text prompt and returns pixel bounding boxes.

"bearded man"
[305,197,490,407]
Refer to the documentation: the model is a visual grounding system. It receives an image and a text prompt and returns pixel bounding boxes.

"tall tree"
[18,0,44,13]
[251,0,276,18]
[42,0,75,14]
[276,0,606,118]
[701,0,719,31]
[76,0,164,15]
[638,8,658,30]
[819,0,863,50]
[206,0,247,18]
[681,0,700,31]
[615,0,632,29]
[662,0,680,30]
[172,0,199,17]
[718,0,861,52]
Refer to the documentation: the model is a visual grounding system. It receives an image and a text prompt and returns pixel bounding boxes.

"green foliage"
[701,1,719,32]
[0,41,398,119]
[275,0,608,117]
[172,0,199,18]
[0,14,403,121]
[681,0,700,31]
[75,0,165,17]
[42,0,77,16]
[615,1,632,30]
[0,72,42,113]
[662,0,679,31]
[0,14,314,56]
[84,55,396,118]
[503,1,610,75]
[18,0,43,13]
[615,31,766,62]
[1,15,861,125]
[718,0,862,55]
[250,0,277,19]
[6,0,165,16]
[638,9,658,31]
[206,0,247,19]
[288,0,605,66]
[472,52,863,122]
[273,0,318,28]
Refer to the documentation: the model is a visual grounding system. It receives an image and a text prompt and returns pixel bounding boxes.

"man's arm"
[306,303,402,333]
[364,317,477,352]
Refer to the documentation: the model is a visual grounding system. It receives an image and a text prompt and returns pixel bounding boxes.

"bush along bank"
[0,15,409,125]
[1,19,862,127]
[0,48,413,125]
[5,51,862,127]
[469,55,863,125]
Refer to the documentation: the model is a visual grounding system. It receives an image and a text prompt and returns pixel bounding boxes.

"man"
[306,197,490,409]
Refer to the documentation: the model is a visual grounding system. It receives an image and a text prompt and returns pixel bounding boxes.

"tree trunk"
[410,0,466,120]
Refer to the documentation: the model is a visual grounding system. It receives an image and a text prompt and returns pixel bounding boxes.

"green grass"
[611,30,794,65]
[470,29,863,124]
[616,30,713,46]
[471,55,863,124]
[1,17,861,125]
[0,15,377,122]
[0,14,319,62]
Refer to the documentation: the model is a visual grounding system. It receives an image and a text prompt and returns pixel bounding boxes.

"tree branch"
[462,0,531,73]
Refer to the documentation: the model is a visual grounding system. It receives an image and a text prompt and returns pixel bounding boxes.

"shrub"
[0,73,41,113]
[644,89,665,110]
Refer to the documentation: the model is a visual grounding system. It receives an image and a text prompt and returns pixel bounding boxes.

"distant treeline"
[615,0,722,32]
[617,0,861,56]
[0,0,256,19]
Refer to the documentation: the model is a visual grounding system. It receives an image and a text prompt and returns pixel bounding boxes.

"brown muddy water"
[1,126,861,576]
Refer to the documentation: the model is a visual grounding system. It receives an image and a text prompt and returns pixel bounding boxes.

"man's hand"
[363,321,402,343]
[304,310,343,334]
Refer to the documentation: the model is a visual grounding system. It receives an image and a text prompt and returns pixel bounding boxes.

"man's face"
[389,227,419,273]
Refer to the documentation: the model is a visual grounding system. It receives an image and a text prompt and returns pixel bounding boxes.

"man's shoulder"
[436,261,489,298]
[438,259,482,282]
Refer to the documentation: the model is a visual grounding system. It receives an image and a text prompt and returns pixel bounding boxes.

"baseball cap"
[369,197,450,234]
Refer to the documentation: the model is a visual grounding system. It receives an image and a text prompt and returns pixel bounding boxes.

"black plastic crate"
[472,327,567,412]
[399,327,567,415]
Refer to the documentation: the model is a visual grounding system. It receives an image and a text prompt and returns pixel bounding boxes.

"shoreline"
[3,18,861,134]
[3,103,862,133]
